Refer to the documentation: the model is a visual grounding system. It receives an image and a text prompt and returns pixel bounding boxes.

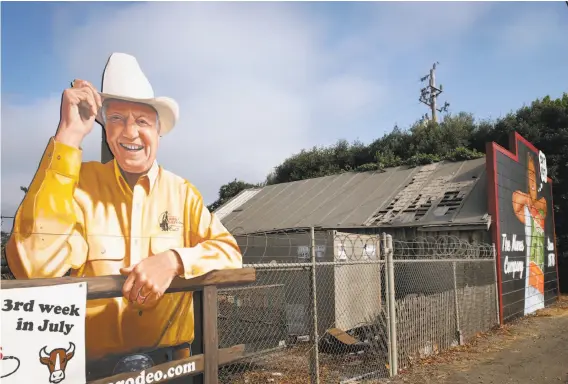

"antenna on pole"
[419,62,450,123]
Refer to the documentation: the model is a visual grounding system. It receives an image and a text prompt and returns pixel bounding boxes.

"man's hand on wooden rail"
[120,250,184,308]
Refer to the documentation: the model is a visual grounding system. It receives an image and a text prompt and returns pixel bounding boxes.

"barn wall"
[234,231,336,336]
[233,227,492,337]
[337,226,491,244]
[335,227,492,300]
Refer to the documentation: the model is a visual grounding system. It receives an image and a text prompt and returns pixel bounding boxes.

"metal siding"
[340,167,419,226]
[224,181,301,231]
[221,158,489,234]
[215,188,262,221]
[272,174,349,230]
[222,186,275,230]
[293,172,366,228]
[451,167,488,224]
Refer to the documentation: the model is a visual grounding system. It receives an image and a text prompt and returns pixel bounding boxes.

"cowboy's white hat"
[96,52,179,136]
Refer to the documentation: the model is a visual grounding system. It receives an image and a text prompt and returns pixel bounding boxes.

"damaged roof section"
[218,157,489,234]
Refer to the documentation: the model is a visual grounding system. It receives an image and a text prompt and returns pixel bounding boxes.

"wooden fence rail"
[1,268,257,384]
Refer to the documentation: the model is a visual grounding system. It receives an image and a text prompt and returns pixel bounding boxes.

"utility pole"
[419,62,450,123]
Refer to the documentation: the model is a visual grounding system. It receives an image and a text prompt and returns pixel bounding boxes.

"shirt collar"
[113,159,159,194]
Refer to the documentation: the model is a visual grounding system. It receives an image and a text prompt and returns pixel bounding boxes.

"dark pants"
[148,344,195,384]
[87,344,193,382]
[149,343,192,364]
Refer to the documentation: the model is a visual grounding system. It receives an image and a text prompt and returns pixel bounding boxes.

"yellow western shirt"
[6,137,243,360]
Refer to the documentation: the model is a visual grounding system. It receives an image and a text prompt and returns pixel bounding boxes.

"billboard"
[486,132,559,323]
[3,52,244,382]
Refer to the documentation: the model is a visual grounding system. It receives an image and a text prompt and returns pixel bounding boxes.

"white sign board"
[363,244,376,259]
[538,150,547,192]
[297,246,310,260]
[297,245,326,260]
[315,245,326,259]
[1,283,87,384]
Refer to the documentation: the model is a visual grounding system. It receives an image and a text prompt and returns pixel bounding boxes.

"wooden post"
[203,285,219,384]
[192,292,204,384]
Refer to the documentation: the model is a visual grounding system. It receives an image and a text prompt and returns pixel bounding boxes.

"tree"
[210,93,568,290]
[210,94,567,224]
[263,116,485,186]
[262,96,567,187]
[207,179,262,212]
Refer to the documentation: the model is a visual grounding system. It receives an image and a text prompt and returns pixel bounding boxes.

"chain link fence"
[390,237,498,371]
[216,230,499,383]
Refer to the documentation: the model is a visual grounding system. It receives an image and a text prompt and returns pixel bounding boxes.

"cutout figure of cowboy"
[512,153,547,314]
[6,53,243,373]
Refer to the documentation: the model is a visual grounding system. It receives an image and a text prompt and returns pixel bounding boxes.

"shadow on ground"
[379,295,568,384]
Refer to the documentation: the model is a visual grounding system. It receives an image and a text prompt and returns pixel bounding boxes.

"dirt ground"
[381,295,568,384]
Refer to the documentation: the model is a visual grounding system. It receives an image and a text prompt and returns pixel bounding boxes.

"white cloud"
[3,1,544,222]
[2,2,386,213]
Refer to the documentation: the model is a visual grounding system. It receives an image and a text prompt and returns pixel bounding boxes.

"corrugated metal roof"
[220,157,489,234]
[214,188,262,221]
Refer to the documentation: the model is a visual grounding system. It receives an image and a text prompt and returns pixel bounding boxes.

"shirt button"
[134,239,139,245]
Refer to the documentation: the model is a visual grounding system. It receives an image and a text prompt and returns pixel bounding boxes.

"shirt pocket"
[150,234,185,255]
[86,235,126,275]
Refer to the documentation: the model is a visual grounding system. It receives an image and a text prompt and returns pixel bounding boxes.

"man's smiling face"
[103,99,159,174]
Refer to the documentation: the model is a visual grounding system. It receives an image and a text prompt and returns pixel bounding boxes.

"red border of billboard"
[485,131,560,325]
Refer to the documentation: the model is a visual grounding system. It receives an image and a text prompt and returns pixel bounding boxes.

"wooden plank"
[203,285,219,384]
[0,268,256,299]
[87,345,245,384]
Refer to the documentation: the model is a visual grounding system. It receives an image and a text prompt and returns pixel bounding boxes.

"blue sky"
[2,1,568,229]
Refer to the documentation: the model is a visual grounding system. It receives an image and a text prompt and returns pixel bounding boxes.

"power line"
[419,62,450,123]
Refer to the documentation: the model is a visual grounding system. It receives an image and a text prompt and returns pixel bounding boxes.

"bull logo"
[39,343,75,384]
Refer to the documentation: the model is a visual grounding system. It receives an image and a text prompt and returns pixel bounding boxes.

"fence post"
[383,234,393,376]
[309,226,320,384]
[385,233,398,377]
[492,243,501,325]
[452,261,463,345]
[203,285,219,384]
